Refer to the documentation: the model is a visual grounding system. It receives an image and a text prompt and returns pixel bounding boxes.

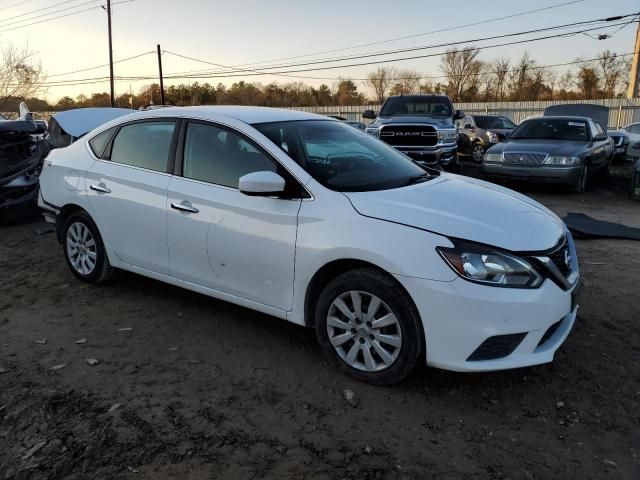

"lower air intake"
[467,333,527,361]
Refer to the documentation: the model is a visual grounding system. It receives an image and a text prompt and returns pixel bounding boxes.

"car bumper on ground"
[396,274,578,372]
[397,144,458,167]
[482,163,582,185]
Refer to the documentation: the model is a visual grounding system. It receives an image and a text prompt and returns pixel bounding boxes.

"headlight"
[366,128,380,138]
[484,153,503,163]
[543,156,580,166]
[437,241,543,288]
[437,130,457,143]
[487,131,499,143]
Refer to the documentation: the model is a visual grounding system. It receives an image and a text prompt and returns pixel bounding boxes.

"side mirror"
[454,110,465,120]
[362,110,377,120]
[239,171,286,197]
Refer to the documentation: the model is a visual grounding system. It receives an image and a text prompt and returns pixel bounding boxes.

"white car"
[38,106,580,385]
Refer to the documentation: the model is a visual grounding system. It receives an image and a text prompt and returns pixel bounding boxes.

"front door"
[85,120,177,274]
[166,121,301,311]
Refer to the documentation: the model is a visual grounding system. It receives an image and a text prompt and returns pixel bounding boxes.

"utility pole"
[628,20,640,99]
[107,0,115,107]
[157,44,165,105]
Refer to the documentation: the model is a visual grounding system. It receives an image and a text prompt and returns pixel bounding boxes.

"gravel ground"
[1,165,639,479]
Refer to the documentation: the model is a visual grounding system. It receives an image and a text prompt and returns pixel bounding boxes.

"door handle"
[90,184,111,194]
[171,202,199,214]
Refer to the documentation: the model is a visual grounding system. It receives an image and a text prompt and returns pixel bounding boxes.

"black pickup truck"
[363,95,464,171]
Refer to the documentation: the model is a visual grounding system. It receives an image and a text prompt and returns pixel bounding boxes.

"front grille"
[467,333,527,361]
[379,125,437,147]
[503,152,547,165]
[548,240,571,277]
[537,320,562,347]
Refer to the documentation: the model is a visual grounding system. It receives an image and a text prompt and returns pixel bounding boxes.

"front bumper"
[396,274,579,372]
[395,145,458,166]
[482,163,582,185]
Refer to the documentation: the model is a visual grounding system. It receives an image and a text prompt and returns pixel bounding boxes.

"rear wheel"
[314,269,424,385]
[471,143,485,163]
[63,211,113,284]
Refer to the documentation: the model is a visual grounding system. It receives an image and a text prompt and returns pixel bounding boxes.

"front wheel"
[314,269,424,385]
[574,164,589,193]
[471,143,485,163]
[63,211,113,284]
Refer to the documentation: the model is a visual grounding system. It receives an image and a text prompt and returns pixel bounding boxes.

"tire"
[574,164,589,193]
[62,211,113,284]
[314,268,424,385]
[471,142,485,163]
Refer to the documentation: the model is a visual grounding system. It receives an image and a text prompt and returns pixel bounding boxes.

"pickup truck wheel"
[471,143,485,163]
[314,269,424,385]
[574,164,589,193]
[63,211,113,284]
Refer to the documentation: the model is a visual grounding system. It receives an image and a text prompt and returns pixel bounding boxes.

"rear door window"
[110,121,176,172]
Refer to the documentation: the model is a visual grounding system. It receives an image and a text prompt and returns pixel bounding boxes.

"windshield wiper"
[403,173,433,186]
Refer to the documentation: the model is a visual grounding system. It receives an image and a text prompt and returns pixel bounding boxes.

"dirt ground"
[1,164,639,480]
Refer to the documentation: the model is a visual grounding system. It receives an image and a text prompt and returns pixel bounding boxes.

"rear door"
[166,120,302,311]
[85,119,178,275]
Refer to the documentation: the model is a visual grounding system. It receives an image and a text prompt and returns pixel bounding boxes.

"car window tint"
[110,122,176,172]
[88,127,116,159]
[183,122,277,188]
[594,122,606,137]
[629,124,640,134]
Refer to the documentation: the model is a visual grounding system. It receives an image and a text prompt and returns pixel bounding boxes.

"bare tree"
[0,42,45,109]
[597,50,624,98]
[575,64,601,99]
[440,47,482,101]
[366,67,396,103]
[492,58,511,101]
[388,69,421,96]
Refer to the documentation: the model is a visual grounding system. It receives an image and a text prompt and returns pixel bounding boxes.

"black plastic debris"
[564,212,640,241]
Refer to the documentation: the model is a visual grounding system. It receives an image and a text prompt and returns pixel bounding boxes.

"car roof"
[132,105,331,125]
[527,115,593,122]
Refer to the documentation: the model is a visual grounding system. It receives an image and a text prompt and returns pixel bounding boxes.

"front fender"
[287,193,457,325]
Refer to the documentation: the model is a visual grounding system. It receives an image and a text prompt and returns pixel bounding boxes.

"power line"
[31,50,638,89]
[220,0,586,70]
[161,14,637,78]
[47,50,155,78]
[0,0,32,13]
[0,0,132,32]
[0,0,91,25]
[158,18,637,80]
[32,21,637,87]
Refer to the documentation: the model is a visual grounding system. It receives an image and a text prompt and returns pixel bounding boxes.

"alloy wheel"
[66,222,98,275]
[472,144,485,163]
[326,290,402,372]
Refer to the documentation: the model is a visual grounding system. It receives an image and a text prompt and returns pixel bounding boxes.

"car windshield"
[379,96,452,117]
[509,118,588,141]
[474,116,516,130]
[255,120,429,192]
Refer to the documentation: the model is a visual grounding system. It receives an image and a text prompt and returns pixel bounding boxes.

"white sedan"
[38,106,580,385]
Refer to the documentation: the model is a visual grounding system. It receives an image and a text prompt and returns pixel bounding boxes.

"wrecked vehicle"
[0,104,48,218]
[48,107,134,148]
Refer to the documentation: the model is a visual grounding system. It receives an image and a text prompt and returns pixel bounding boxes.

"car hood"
[488,139,588,157]
[370,116,455,129]
[344,174,565,252]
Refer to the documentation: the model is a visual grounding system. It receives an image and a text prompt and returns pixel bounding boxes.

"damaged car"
[0,104,49,219]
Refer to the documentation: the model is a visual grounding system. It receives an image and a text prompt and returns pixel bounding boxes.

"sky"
[0,0,638,102]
